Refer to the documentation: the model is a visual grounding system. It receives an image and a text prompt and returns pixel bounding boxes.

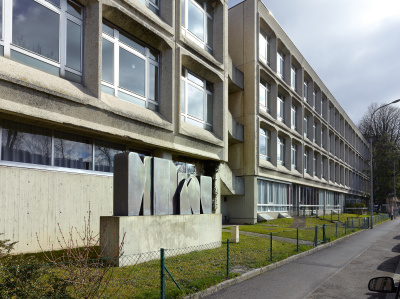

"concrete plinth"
[231,225,239,243]
[100,214,222,266]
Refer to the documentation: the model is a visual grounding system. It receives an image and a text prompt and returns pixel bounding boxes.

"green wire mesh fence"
[0,213,389,299]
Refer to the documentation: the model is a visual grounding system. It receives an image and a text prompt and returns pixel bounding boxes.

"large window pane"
[1,120,51,165]
[54,131,92,170]
[119,48,145,96]
[66,20,81,71]
[188,0,204,41]
[102,38,114,84]
[0,0,2,39]
[260,135,266,155]
[149,64,158,102]
[94,140,125,173]
[181,0,185,26]
[181,80,185,112]
[187,84,204,120]
[12,0,60,61]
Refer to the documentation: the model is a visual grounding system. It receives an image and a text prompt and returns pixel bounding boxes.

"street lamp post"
[369,99,400,229]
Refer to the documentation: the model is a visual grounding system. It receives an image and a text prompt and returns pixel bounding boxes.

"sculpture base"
[100,214,222,266]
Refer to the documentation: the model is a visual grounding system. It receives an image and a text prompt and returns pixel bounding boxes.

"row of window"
[0,119,203,175]
[259,127,367,187]
[259,28,367,153]
[0,0,215,131]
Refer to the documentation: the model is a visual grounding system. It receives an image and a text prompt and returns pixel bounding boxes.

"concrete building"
[0,0,234,253]
[224,0,370,224]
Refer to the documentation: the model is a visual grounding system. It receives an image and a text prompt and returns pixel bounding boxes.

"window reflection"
[1,120,51,165]
[54,131,92,170]
[67,20,81,71]
[95,139,125,173]
[13,0,60,61]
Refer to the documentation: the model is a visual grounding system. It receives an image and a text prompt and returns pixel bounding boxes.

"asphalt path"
[206,218,400,299]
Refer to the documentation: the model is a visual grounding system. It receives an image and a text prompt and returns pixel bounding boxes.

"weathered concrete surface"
[100,214,222,265]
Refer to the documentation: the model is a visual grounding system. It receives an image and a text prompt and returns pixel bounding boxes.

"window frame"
[291,143,297,169]
[0,119,132,174]
[259,78,270,113]
[303,80,308,102]
[304,115,308,138]
[291,104,297,130]
[181,68,213,131]
[313,154,317,177]
[312,89,316,110]
[290,65,296,91]
[277,136,285,165]
[138,0,159,14]
[277,95,285,123]
[1,0,84,82]
[313,122,317,143]
[259,29,270,65]
[259,127,271,161]
[181,0,213,53]
[304,149,309,173]
[277,50,285,79]
[101,21,160,111]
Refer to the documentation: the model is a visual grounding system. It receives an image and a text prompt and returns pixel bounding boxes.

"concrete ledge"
[186,228,366,298]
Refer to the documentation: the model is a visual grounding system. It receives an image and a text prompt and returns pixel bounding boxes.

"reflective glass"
[259,33,266,59]
[54,131,93,170]
[188,0,204,41]
[120,33,145,55]
[1,120,51,165]
[118,91,145,107]
[47,0,60,6]
[101,38,114,84]
[207,17,213,48]
[102,23,114,37]
[188,72,203,87]
[119,48,145,96]
[64,70,81,84]
[95,139,125,172]
[206,93,212,124]
[260,135,266,155]
[66,20,81,71]
[0,46,3,56]
[13,0,60,61]
[259,85,266,107]
[101,84,114,95]
[181,0,185,26]
[149,64,158,102]
[187,84,204,120]
[67,0,82,19]
[11,50,59,76]
[0,0,2,39]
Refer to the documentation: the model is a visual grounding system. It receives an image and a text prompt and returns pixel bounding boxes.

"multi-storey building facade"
[225,0,370,223]
[0,0,232,253]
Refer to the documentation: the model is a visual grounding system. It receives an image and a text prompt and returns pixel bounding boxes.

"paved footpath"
[207,218,400,299]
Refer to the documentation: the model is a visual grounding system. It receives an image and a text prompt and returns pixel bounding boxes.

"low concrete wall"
[100,214,222,265]
[0,165,113,253]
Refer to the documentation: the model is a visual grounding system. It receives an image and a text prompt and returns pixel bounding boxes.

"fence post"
[323,224,326,243]
[161,248,165,299]
[297,228,299,252]
[226,239,230,278]
[314,226,318,247]
[345,221,347,235]
[336,222,338,237]
[331,210,333,222]
[270,233,273,262]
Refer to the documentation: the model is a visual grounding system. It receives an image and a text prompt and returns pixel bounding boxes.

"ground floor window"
[0,119,149,173]
[257,179,292,212]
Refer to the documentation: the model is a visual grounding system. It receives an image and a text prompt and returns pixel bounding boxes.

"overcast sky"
[228,0,400,127]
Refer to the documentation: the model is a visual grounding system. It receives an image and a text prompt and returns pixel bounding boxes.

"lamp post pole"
[369,99,400,229]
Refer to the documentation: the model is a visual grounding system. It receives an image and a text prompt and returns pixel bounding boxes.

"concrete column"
[285,137,292,171]
[83,2,101,98]
[270,84,278,119]
[269,38,278,73]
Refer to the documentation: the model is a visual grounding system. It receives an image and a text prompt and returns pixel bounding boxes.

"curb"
[185,228,367,299]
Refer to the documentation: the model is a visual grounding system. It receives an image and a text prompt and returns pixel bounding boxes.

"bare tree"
[359,103,400,145]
